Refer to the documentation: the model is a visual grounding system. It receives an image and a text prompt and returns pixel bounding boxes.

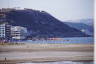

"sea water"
[20,37,93,44]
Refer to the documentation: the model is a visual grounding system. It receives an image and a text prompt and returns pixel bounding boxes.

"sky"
[0,0,94,21]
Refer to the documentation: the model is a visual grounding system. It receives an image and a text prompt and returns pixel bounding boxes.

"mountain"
[77,19,93,26]
[1,9,89,38]
[64,19,93,36]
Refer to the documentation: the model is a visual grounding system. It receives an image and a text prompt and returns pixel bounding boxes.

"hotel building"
[11,26,27,40]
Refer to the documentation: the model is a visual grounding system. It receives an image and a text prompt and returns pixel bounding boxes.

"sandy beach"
[0,43,94,63]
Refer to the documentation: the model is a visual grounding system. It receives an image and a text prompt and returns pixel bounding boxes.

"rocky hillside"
[0,9,89,38]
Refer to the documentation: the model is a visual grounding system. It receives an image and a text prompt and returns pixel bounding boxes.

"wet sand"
[0,43,94,63]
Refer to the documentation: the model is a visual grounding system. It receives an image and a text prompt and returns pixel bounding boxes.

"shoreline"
[0,59,93,63]
[0,56,93,63]
[0,43,94,51]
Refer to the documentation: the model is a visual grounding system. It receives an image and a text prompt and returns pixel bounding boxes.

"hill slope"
[4,9,88,38]
[65,22,93,36]
[64,19,93,36]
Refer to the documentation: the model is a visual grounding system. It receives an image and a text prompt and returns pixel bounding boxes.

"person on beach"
[5,57,6,61]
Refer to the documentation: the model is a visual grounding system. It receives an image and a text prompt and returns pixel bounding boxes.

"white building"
[0,22,11,40]
[11,26,27,40]
[0,23,5,38]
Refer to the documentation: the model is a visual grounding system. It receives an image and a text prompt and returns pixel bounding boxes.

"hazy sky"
[0,0,94,21]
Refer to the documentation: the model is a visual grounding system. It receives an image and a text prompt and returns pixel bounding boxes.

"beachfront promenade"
[0,43,94,64]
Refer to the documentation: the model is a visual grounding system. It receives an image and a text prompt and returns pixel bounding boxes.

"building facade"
[0,22,11,40]
[11,26,27,40]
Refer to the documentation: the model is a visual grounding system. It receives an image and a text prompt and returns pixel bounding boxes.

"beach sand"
[0,43,94,63]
